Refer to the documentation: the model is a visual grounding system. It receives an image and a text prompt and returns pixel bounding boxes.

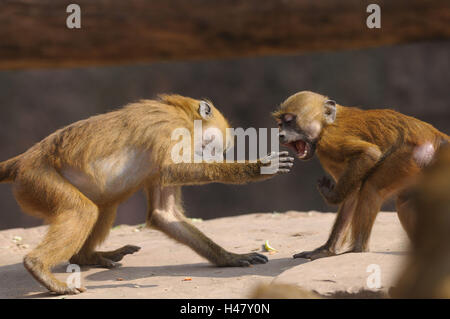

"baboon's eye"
[199,101,212,119]
[283,113,294,123]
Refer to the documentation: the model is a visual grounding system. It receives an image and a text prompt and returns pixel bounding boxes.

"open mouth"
[285,139,312,160]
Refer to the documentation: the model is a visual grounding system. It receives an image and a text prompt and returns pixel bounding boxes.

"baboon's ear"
[324,100,336,124]
[198,101,212,119]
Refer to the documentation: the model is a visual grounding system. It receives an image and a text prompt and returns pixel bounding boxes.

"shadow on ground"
[87,257,306,281]
[0,256,308,298]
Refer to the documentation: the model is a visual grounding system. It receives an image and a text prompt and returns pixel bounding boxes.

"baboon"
[392,145,450,298]
[0,94,293,294]
[273,91,449,260]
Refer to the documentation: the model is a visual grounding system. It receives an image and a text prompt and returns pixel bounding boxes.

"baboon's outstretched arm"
[161,162,261,186]
[160,152,293,186]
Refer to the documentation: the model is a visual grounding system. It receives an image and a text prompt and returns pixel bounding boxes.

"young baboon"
[0,94,293,294]
[273,91,449,260]
[392,145,450,298]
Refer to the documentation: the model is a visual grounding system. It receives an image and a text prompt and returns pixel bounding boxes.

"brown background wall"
[0,41,449,229]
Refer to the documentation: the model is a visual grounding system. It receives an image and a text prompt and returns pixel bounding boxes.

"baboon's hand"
[260,151,294,175]
[219,252,269,267]
[317,176,340,204]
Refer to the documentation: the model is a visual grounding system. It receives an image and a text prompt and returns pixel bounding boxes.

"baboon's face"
[273,91,336,161]
[275,112,318,161]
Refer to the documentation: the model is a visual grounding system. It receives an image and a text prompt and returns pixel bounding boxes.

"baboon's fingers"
[293,251,313,259]
[122,245,141,253]
[99,244,141,262]
[239,253,269,265]
[261,151,290,164]
[77,286,87,293]
[113,244,141,258]
[97,257,122,269]
[293,247,334,260]
[317,176,333,189]
[252,253,269,262]
[309,251,334,261]
[48,285,87,295]
[279,156,295,162]
[61,286,87,295]
[223,252,269,267]
[279,162,294,168]
[248,254,269,264]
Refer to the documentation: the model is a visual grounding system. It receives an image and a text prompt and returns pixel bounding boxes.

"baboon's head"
[194,98,234,156]
[159,94,234,159]
[272,91,337,160]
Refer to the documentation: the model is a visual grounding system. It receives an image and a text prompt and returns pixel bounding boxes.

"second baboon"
[273,91,449,260]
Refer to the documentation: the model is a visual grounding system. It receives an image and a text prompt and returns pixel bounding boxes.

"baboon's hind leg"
[351,149,419,251]
[24,209,98,294]
[349,183,383,252]
[396,190,417,240]
[70,205,140,268]
[15,168,99,294]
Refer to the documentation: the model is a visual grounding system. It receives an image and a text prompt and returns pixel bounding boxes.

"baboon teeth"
[294,140,308,159]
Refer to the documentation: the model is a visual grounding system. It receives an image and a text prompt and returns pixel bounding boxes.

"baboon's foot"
[70,252,121,269]
[219,252,269,267]
[293,246,335,260]
[100,245,141,262]
[24,256,86,295]
[343,245,369,254]
[48,283,86,295]
[70,245,140,268]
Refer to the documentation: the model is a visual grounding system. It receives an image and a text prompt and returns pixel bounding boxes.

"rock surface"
[0,211,409,299]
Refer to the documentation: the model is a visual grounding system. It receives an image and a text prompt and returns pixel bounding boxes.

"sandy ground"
[0,211,409,299]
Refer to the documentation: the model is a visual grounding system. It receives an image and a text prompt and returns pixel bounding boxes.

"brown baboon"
[0,94,293,294]
[272,91,449,260]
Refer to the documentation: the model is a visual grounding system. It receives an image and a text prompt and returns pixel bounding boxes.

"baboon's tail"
[0,156,19,183]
